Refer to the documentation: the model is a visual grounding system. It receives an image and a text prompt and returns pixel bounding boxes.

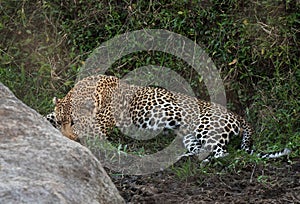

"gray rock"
[0,83,125,204]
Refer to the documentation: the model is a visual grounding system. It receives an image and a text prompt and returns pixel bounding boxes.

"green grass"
[1,0,299,176]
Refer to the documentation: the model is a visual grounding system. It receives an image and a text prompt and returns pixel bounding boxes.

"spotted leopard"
[46,74,290,161]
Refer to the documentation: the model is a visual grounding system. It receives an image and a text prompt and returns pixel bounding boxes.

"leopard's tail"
[257,148,291,159]
[240,120,291,159]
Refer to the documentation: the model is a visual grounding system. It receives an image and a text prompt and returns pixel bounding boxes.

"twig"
[250,163,256,183]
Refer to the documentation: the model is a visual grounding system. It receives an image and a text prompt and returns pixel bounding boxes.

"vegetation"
[1,0,299,175]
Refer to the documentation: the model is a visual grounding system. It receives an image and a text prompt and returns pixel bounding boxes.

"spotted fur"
[45,74,290,161]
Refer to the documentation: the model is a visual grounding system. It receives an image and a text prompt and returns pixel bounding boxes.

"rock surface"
[0,83,124,204]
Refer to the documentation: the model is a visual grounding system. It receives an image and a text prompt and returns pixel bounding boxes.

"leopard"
[46,74,291,162]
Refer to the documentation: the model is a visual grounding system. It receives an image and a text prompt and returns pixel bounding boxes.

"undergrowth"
[1,0,299,176]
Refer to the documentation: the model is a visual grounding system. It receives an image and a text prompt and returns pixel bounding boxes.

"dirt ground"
[108,158,300,204]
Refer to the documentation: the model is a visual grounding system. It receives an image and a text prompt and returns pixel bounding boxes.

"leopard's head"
[53,94,78,141]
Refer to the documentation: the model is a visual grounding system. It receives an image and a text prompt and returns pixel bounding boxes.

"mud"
[108,158,300,204]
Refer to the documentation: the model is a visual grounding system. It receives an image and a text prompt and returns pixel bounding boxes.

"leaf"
[243,19,248,25]
[228,58,237,66]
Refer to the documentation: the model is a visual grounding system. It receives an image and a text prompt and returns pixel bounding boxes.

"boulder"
[0,83,124,204]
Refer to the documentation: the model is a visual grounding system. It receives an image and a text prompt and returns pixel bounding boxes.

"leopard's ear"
[53,97,59,105]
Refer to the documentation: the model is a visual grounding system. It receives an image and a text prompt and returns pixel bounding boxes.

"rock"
[0,83,124,204]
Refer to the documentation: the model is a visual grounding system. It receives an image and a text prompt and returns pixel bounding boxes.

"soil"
[108,158,300,204]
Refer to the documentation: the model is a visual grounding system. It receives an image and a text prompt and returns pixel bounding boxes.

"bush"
[1,0,299,158]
